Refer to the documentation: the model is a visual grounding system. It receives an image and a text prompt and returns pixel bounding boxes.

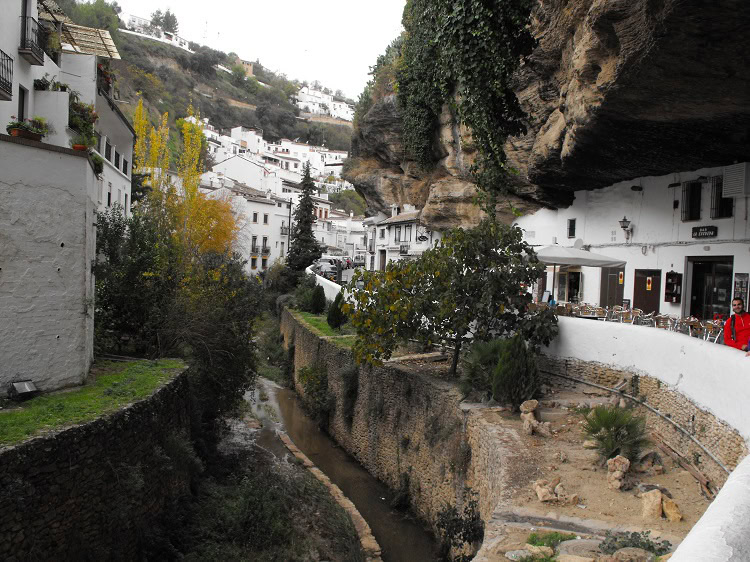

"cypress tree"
[287,162,323,272]
[492,334,538,411]
[327,292,347,330]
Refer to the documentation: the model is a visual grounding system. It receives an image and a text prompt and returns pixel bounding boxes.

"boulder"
[534,480,556,502]
[525,544,554,557]
[520,399,539,413]
[641,489,663,520]
[520,412,537,424]
[556,539,602,558]
[557,556,595,562]
[536,421,553,437]
[583,439,599,449]
[505,549,532,561]
[662,497,683,522]
[607,455,631,473]
[523,418,535,435]
[554,483,567,497]
[612,546,656,561]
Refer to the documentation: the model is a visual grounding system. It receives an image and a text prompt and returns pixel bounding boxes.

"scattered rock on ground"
[505,549,531,560]
[612,546,656,561]
[520,399,538,413]
[607,455,631,490]
[557,450,569,463]
[557,539,602,558]
[534,479,556,502]
[525,544,554,557]
[662,496,683,522]
[636,483,672,499]
[642,489,663,520]
[583,439,599,449]
[557,555,594,562]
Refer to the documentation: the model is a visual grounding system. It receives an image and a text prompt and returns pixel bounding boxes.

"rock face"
[346,0,750,225]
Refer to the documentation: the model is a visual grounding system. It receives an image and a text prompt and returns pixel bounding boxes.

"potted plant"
[69,100,98,142]
[6,116,54,141]
[90,153,104,177]
[70,131,94,151]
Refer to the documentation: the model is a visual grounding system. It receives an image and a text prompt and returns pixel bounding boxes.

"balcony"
[0,50,12,101]
[251,245,272,256]
[19,17,44,66]
[281,226,290,235]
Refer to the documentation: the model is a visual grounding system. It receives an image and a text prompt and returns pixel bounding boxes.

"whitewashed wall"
[0,139,97,393]
[547,317,750,441]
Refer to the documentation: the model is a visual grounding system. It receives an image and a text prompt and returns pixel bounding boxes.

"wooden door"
[599,267,625,307]
[633,269,661,314]
[379,250,386,271]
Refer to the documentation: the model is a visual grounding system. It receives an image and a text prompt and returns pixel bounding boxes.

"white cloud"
[117,0,405,99]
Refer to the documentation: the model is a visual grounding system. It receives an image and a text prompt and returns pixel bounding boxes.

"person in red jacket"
[724,298,750,350]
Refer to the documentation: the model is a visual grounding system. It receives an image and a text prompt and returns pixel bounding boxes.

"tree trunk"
[451,337,462,376]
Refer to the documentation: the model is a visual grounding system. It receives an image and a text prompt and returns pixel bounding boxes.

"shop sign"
[692,226,718,239]
[646,277,652,291]
[618,271,624,285]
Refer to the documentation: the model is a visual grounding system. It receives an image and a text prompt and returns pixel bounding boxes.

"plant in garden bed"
[71,131,96,150]
[526,531,577,549]
[69,99,98,141]
[90,153,104,176]
[599,530,672,556]
[580,405,651,462]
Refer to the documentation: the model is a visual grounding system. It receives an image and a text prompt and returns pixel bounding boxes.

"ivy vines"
[396,0,535,200]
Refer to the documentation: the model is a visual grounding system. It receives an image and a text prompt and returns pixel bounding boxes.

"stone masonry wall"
[0,368,194,561]
[280,308,533,535]
[538,355,746,489]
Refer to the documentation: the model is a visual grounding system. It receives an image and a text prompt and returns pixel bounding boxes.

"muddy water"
[250,380,439,562]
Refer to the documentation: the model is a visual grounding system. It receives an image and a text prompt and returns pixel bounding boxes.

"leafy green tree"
[150,9,163,28]
[63,0,120,34]
[492,335,538,411]
[346,218,558,375]
[287,162,322,271]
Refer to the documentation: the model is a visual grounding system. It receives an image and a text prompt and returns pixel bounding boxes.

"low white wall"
[671,454,750,561]
[305,265,342,301]
[546,317,750,442]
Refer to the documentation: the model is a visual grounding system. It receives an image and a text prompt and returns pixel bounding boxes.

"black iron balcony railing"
[0,50,12,101]
[251,245,271,256]
[19,17,44,66]
[280,226,290,235]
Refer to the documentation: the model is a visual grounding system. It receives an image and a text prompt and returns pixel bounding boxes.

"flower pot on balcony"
[72,144,87,151]
[8,128,42,142]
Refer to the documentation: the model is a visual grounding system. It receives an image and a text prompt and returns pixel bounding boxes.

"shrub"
[461,338,506,397]
[580,405,650,462]
[599,530,672,556]
[340,364,359,426]
[293,273,317,312]
[310,285,326,314]
[436,494,484,561]
[327,292,347,330]
[297,364,332,427]
[526,531,577,548]
[492,335,538,411]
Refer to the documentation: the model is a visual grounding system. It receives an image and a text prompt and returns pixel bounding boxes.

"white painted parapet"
[671,454,750,561]
[546,317,750,442]
[305,265,343,302]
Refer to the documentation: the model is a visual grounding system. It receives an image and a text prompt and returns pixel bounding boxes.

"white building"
[295,86,354,122]
[364,205,443,271]
[0,0,114,393]
[120,14,193,53]
[515,164,750,320]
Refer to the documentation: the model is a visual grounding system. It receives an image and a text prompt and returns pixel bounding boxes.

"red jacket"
[724,312,750,350]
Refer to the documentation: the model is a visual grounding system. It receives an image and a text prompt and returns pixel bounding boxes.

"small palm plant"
[581,405,650,462]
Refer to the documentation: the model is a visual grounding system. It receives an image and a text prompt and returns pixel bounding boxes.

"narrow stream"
[249,379,439,562]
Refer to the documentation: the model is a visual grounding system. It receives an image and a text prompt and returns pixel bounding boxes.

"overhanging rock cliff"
[345,0,750,228]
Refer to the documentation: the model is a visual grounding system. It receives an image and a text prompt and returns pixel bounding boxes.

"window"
[262,236,268,248]
[105,141,112,161]
[251,257,257,269]
[278,202,282,208]
[682,181,702,221]
[115,151,120,168]
[107,183,112,207]
[324,209,328,219]
[124,194,128,215]
[252,236,257,251]
[711,177,733,219]
[252,212,258,223]
[263,214,269,224]
[287,203,291,209]
[123,159,129,176]
[405,225,412,242]
[380,229,385,239]
[567,218,576,238]
[262,258,267,269]
[18,86,27,121]
[281,242,285,256]
[395,226,401,242]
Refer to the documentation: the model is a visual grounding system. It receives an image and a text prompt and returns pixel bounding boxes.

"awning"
[535,246,626,268]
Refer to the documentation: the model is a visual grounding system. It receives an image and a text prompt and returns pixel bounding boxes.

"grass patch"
[527,531,577,548]
[332,336,356,349]
[291,310,355,338]
[0,359,184,446]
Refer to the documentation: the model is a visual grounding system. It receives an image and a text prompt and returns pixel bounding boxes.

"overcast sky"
[117,0,406,99]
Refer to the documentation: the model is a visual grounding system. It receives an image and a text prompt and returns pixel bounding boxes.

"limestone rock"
[520,399,539,413]
[607,455,631,490]
[557,539,602,558]
[557,451,569,463]
[607,455,631,473]
[554,483,567,497]
[557,555,595,562]
[523,418,534,435]
[583,439,599,449]
[505,549,532,561]
[662,497,683,522]
[618,398,628,409]
[525,544,554,557]
[611,547,656,561]
[641,489,663,520]
[520,411,536,424]
[536,421,553,437]
[534,480,556,502]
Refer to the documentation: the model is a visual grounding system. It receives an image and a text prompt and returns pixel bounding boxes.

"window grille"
[567,218,576,238]
[681,181,701,221]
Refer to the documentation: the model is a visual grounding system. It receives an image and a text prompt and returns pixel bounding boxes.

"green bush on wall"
[310,285,326,314]
[297,364,332,427]
[492,334,538,411]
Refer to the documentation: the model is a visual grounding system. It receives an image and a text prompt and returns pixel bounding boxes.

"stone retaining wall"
[0,367,194,561]
[280,308,532,537]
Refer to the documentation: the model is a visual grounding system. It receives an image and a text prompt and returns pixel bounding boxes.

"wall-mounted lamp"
[630,185,643,192]
[668,182,681,188]
[619,216,633,242]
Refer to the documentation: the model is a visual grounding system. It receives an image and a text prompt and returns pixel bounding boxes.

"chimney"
[391,204,398,218]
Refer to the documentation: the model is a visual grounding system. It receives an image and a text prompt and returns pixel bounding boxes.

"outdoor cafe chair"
[679,317,703,338]
[654,314,673,330]
[607,305,623,322]
[702,320,724,343]
[594,307,607,320]
[639,311,655,327]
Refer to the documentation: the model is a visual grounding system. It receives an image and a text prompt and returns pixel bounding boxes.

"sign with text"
[692,225,718,239]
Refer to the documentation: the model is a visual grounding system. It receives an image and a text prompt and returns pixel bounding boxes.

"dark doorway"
[633,269,662,314]
[689,257,733,320]
[599,267,625,308]
[379,250,386,271]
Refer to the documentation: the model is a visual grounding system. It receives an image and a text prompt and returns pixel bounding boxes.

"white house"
[295,86,354,122]
[515,164,750,320]
[364,205,442,271]
[120,14,193,53]
[0,0,110,393]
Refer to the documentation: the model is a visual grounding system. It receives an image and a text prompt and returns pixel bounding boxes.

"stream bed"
[249,379,439,562]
